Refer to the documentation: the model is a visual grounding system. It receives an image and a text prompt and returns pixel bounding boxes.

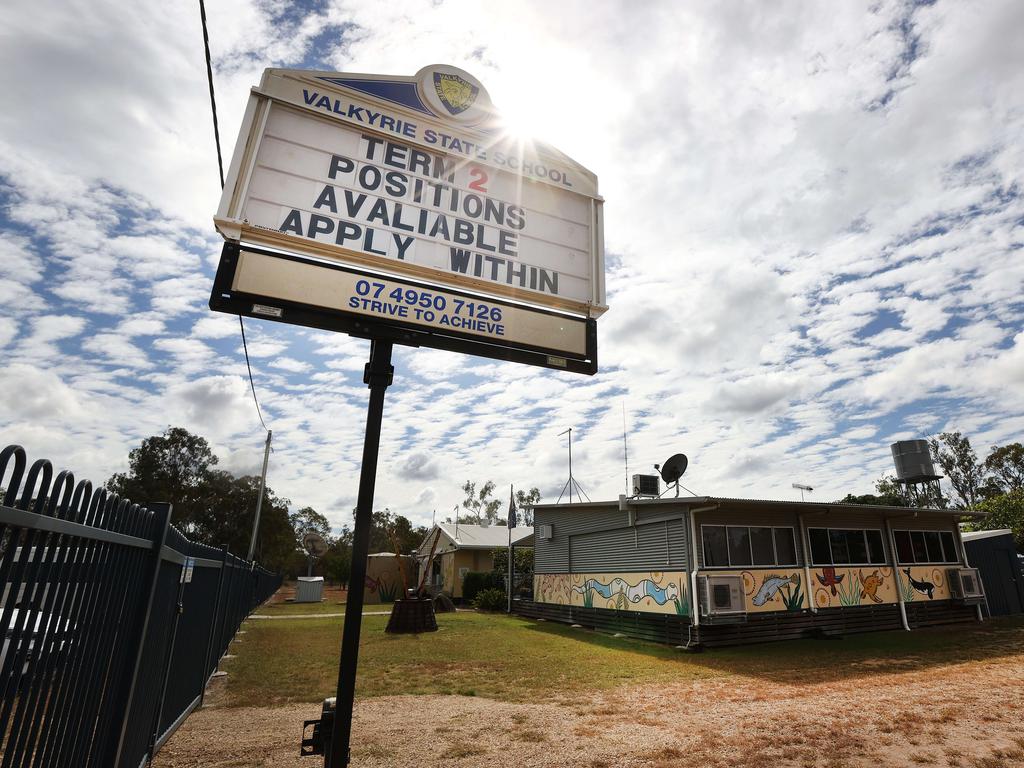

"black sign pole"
[327,339,394,768]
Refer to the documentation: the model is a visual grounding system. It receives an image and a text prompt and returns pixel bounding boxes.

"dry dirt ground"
[157,626,1024,768]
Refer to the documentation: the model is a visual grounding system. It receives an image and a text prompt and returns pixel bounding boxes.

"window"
[750,527,775,565]
[727,527,752,566]
[808,528,887,566]
[809,528,831,565]
[702,525,798,567]
[703,526,728,567]
[866,530,886,563]
[774,528,797,565]
[894,529,960,564]
[894,530,914,563]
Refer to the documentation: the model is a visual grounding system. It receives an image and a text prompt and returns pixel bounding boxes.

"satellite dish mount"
[302,530,328,577]
[657,454,689,498]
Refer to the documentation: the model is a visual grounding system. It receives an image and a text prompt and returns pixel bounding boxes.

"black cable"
[199,0,225,189]
[239,316,269,432]
[199,0,269,432]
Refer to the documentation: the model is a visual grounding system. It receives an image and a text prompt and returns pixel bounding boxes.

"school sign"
[210,65,605,373]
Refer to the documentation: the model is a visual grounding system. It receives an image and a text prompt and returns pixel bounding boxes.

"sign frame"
[210,241,598,375]
[213,67,607,319]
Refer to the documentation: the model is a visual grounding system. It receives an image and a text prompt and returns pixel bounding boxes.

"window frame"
[807,526,888,567]
[701,524,799,568]
[893,528,962,565]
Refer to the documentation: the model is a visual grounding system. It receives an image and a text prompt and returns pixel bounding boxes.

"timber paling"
[512,599,978,648]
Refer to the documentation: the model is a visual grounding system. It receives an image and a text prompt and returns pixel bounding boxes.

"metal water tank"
[890,440,937,481]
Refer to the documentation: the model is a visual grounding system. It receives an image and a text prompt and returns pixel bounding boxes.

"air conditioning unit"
[536,524,553,540]
[947,567,984,602]
[698,575,746,622]
[632,474,660,498]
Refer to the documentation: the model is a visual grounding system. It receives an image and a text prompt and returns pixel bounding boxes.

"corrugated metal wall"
[569,519,687,572]
[534,504,689,573]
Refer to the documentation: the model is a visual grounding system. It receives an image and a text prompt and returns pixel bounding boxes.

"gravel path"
[155,630,1024,768]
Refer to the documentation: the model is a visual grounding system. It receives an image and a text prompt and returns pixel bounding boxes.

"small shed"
[962,529,1024,616]
[363,553,416,604]
[295,576,324,603]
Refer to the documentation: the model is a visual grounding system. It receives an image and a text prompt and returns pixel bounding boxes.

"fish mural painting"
[535,572,689,615]
[751,574,799,606]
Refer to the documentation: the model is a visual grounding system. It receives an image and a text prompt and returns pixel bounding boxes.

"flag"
[507,485,517,528]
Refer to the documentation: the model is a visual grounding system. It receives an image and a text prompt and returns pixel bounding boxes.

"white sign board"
[232,249,589,359]
[215,66,606,319]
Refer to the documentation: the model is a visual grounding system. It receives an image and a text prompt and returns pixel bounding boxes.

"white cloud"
[0,0,1022,530]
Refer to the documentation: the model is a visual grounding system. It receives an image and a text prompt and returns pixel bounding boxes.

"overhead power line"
[198,0,268,432]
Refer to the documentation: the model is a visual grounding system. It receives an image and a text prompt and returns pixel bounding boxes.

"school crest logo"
[433,72,478,115]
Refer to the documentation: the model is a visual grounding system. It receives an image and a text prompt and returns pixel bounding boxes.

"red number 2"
[468,166,489,193]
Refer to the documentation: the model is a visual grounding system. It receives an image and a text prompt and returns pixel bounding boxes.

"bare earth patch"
[156,648,1024,768]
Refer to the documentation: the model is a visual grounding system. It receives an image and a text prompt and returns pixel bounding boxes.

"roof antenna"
[622,402,629,496]
[792,483,813,502]
[556,428,590,504]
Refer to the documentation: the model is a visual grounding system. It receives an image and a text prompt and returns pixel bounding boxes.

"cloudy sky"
[2,0,1022,534]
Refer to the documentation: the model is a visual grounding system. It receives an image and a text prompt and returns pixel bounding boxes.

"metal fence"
[0,444,281,767]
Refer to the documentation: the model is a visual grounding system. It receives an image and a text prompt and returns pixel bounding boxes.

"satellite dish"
[302,530,328,559]
[658,454,689,486]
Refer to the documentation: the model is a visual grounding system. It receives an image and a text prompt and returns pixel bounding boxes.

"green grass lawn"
[252,600,347,616]
[221,611,1024,708]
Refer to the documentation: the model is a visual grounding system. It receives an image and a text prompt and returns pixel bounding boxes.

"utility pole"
[248,429,272,561]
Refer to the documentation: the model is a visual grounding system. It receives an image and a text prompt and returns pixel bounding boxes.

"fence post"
[109,502,172,768]
[200,545,229,707]
[147,550,189,762]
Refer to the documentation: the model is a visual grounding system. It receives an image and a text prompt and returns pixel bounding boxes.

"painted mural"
[811,567,898,610]
[703,566,954,612]
[363,554,416,604]
[534,572,689,616]
[700,569,808,613]
[898,566,952,602]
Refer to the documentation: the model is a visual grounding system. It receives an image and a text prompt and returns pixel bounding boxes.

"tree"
[964,490,1024,553]
[984,443,1024,496]
[460,480,502,524]
[929,432,985,509]
[839,475,944,509]
[290,506,333,545]
[106,428,301,573]
[363,508,427,554]
[514,487,542,525]
[192,470,296,572]
[491,547,534,575]
[106,427,218,534]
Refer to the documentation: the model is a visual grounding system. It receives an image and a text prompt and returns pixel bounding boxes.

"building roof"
[533,496,986,517]
[961,528,1013,542]
[420,523,534,551]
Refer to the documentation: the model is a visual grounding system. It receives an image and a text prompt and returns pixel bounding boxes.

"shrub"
[472,587,507,611]
[462,571,504,602]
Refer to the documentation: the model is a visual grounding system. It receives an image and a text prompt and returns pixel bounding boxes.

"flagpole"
[507,484,517,613]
